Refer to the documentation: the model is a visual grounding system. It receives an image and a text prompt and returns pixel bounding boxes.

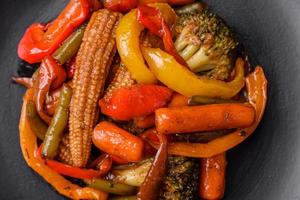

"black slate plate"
[0,0,300,199]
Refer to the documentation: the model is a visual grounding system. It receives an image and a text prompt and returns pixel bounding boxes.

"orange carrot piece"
[199,153,227,200]
[168,93,189,107]
[93,121,144,162]
[156,103,255,134]
[134,115,155,129]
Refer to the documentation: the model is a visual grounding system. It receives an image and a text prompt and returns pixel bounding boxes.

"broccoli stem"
[187,48,216,72]
[174,27,191,51]
[179,44,200,60]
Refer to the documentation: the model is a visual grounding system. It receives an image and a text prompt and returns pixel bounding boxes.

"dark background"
[0,0,299,199]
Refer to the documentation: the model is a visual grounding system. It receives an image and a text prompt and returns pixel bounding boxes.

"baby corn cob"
[103,63,135,101]
[105,55,121,86]
[57,134,73,166]
[140,31,164,49]
[69,10,122,167]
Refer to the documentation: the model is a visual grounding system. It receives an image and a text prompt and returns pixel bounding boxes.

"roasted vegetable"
[199,153,227,200]
[159,156,200,200]
[69,9,122,167]
[53,24,86,65]
[45,87,62,116]
[34,56,67,124]
[111,159,152,187]
[42,84,72,159]
[89,0,102,11]
[137,134,168,200]
[175,8,238,79]
[26,100,48,140]
[65,58,76,79]
[140,30,164,49]
[99,84,173,121]
[18,0,90,64]
[93,121,144,162]
[86,178,137,195]
[45,157,111,180]
[36,145,112,180]
[156,104,255,134]
[142,47,245,99]
[57,134,74,165]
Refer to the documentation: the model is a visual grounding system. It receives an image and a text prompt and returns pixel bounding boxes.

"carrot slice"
[156,103,256,134]
[93,121,144,162]
[199,153,227,200]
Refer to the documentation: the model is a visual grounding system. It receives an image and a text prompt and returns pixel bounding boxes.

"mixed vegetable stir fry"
[14,0,267,199]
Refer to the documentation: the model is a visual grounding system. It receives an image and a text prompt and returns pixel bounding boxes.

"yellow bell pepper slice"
[142,47,245,99]
[116,3,176,84]
[116,9,157,84]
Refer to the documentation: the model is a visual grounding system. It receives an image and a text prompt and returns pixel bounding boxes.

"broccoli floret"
[175,9,238,80]
[159,156,200,200]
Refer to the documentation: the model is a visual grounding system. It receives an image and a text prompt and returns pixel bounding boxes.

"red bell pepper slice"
[137,4,187,66]
[137,134,168,200]
[65,57,76,79]
[34,56,67,124]
[88,0,102,11]
[45,160,109,179]
[103,0,137,13]
[99,84,173,121]
[36,146,111,179]
[18,0,90,64]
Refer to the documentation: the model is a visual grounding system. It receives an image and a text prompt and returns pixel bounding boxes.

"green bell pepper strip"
[53,25,86,65]
[42,84,72,159]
